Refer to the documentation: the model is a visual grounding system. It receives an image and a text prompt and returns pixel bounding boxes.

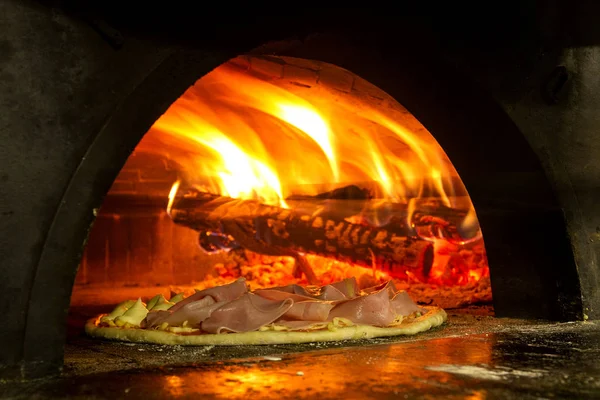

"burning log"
[169,189,435,282]
[287,185,474,242]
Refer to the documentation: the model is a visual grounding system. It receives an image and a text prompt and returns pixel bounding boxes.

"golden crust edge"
[84,306,447,346]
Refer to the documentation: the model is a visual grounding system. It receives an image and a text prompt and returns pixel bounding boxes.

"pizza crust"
[85,306,447,346]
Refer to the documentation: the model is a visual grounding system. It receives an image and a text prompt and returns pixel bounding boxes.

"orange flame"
[149,61,463,208]
[166,179,181,216]
[146,58,487,287]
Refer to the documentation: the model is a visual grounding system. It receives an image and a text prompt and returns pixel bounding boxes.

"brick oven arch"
[19,34,583,378]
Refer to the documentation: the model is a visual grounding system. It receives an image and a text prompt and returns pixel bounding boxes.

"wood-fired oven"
[1,1,599,395]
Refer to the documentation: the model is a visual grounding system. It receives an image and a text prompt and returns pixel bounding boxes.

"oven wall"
[433,3,600,320]
[74,150,206,289]
[0,2,169,379]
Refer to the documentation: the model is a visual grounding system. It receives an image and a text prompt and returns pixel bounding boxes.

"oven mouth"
[70,55,493,325]
[60,55,499,377]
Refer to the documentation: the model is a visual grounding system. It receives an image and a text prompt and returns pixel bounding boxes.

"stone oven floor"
[3,307,600,399]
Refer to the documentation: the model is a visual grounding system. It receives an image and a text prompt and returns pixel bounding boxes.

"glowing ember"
[170,248,491,309]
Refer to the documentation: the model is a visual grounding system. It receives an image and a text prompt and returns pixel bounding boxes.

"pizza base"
[85,306,447,346]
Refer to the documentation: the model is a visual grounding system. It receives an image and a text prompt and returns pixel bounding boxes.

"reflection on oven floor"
[4,309,600,399]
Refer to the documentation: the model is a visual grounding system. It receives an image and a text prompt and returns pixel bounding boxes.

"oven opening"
[69,55,492,325]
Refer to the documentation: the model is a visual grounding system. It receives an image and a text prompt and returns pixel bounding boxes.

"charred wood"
[170,189,436,281]
[286,184,372,200]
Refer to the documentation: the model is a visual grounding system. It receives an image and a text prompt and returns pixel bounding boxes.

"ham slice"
[391,291,422,316]
[267,284,314,297]
[143,296,228,328]
[362,280,397,295]
[316,285,347,301]
[261,277,358,302]
[165,297,228,327]
[254,288,336,322]
[143,278,421,333]
[363,281,421,316]
[163,296,215,326]
[201,293,293,334]
[254,289,314,303]
[326,277,358,299]
[169,278,247,312]
[328,285,395,327]
[284,300,334,321]
[143,310,170,328]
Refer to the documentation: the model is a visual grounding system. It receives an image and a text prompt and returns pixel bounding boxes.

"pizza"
[85,277,447,345]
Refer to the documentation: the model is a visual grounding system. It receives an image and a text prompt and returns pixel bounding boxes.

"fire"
[194,132,287,208]
[150,62,460,206]
[277,104,339,182]
[143,56,488,289]
[166,179,181,216]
